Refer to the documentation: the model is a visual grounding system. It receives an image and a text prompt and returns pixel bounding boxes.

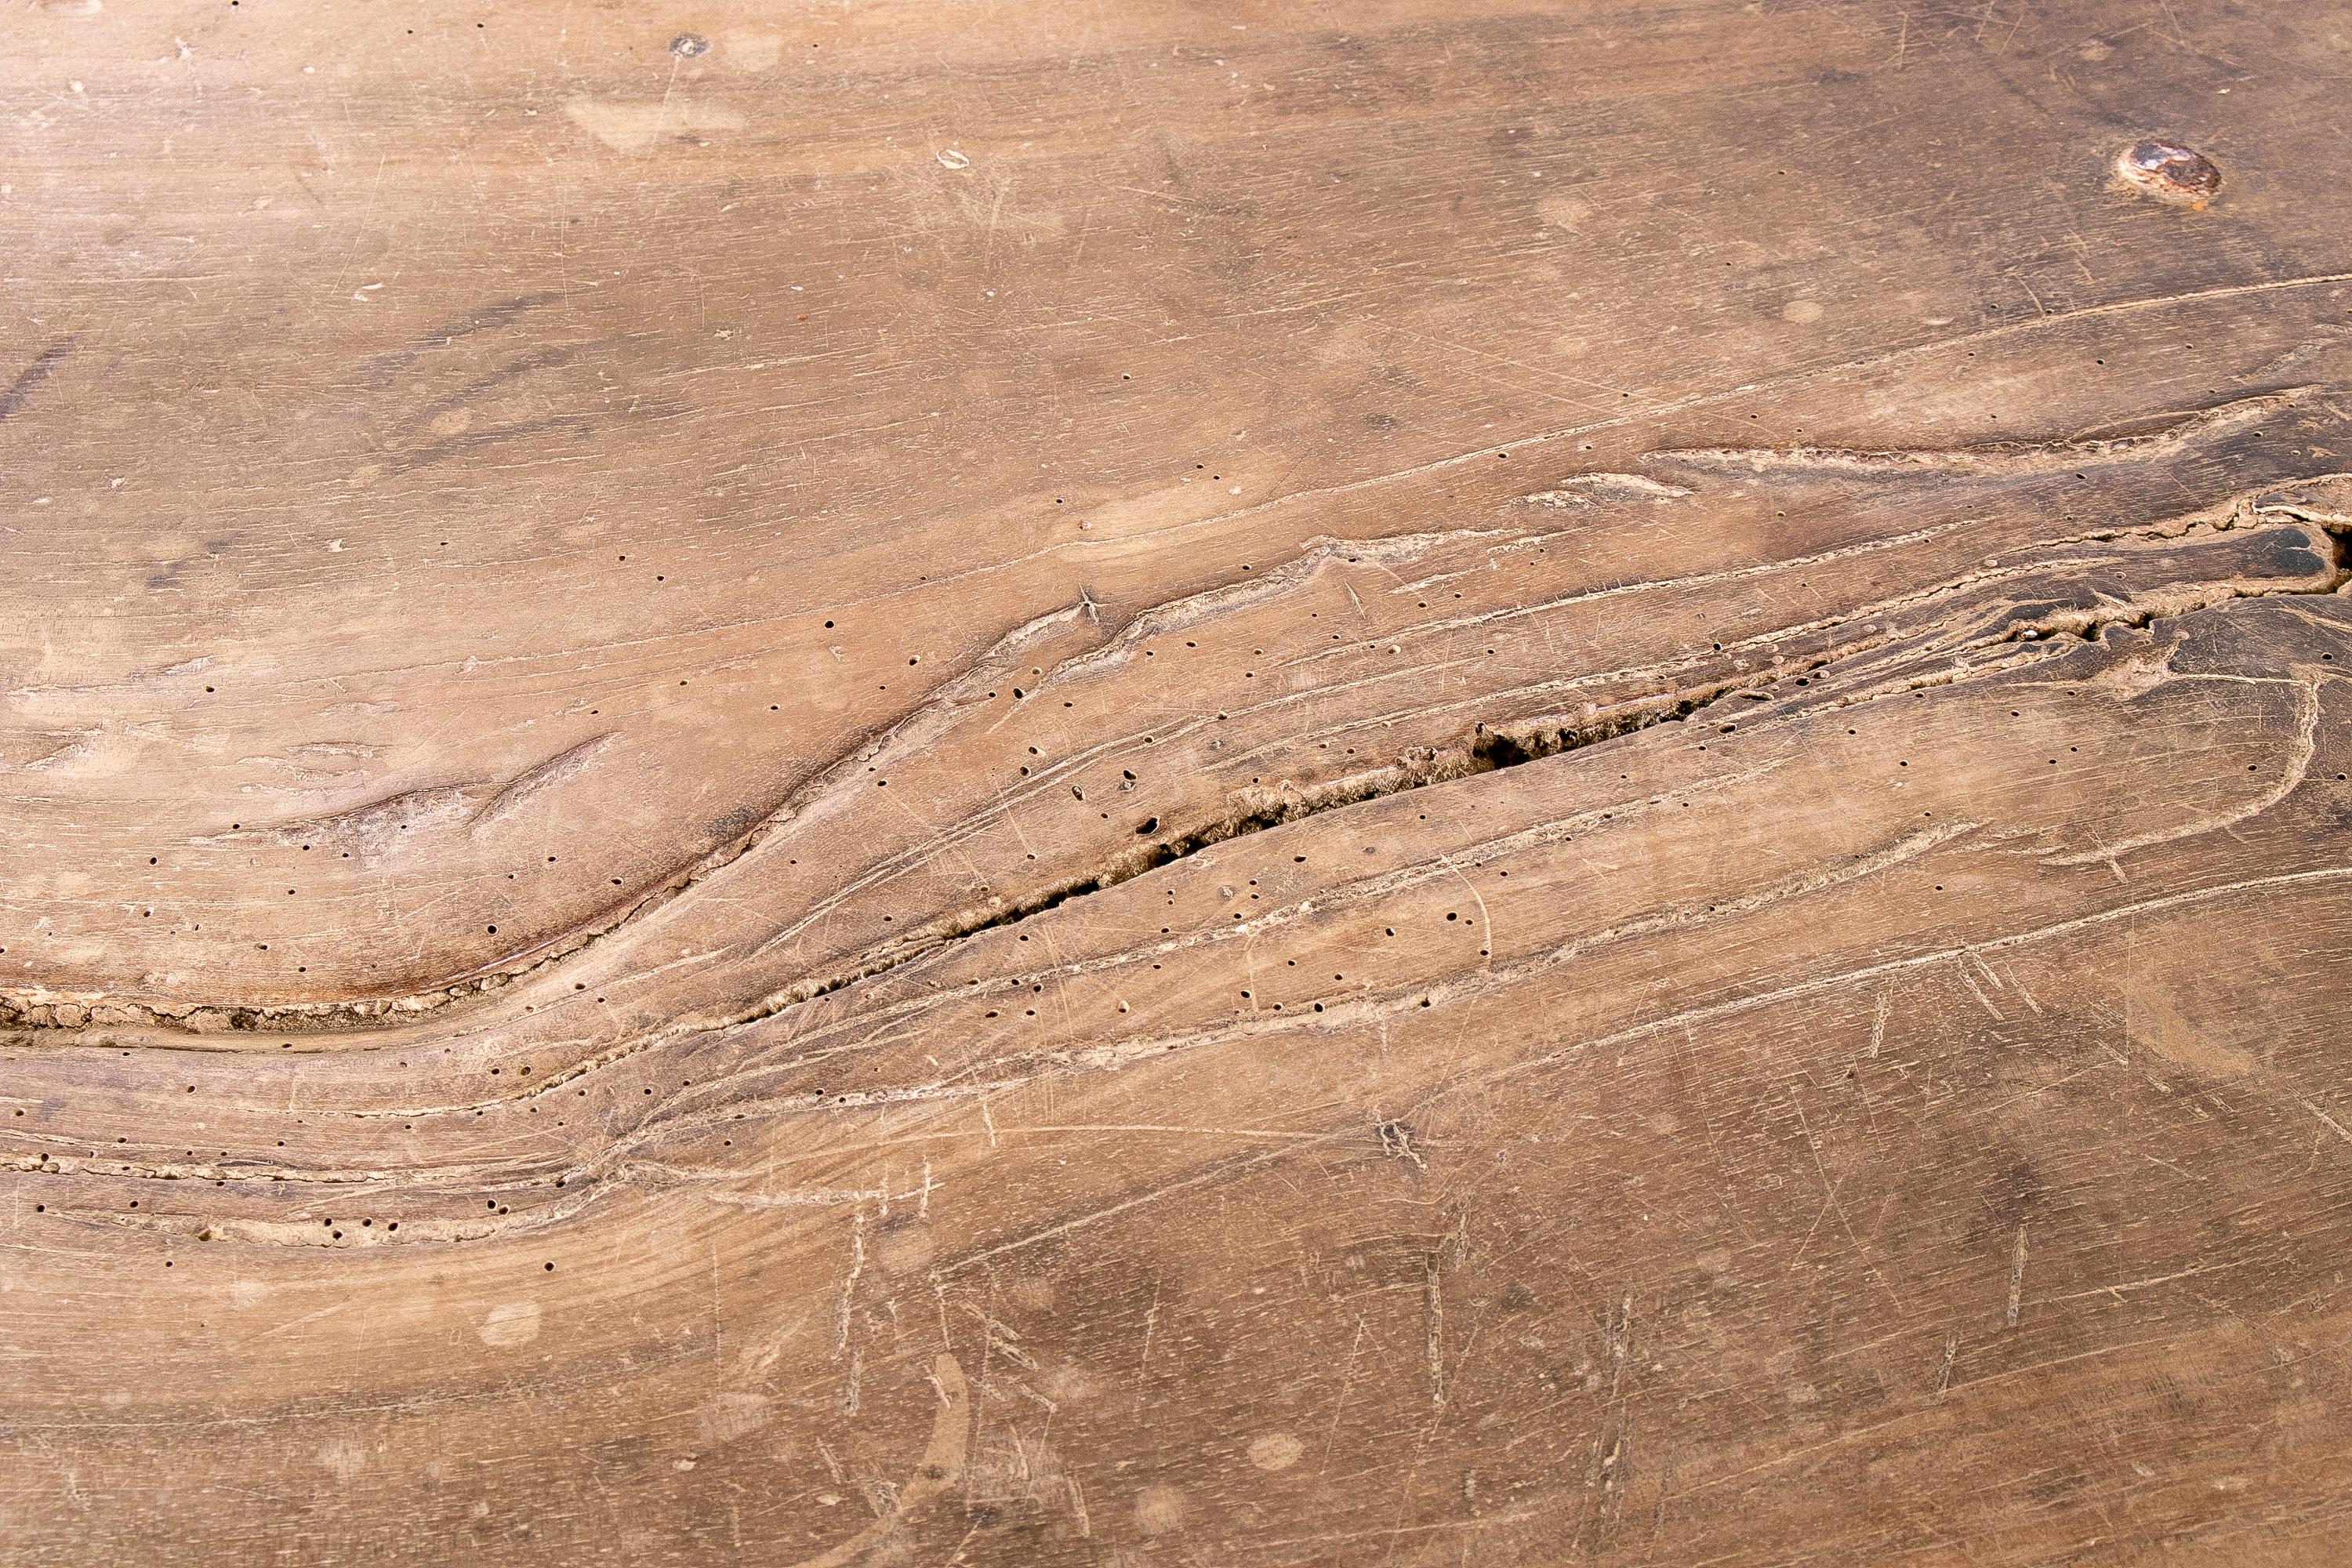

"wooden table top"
[4,2,2348,1562]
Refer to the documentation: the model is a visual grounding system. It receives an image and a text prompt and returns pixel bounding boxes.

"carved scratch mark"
[470,733,617,832]
[1647,389,2312,477]
[2005,1226,2028,1328]
[1321,1313,1371,1472]
[2044,677,2321,866]
[782,1354,968,1568]
[833,1213,865,1359]
[2305,1101,2352,1145]
[1424,1252,1446,1411]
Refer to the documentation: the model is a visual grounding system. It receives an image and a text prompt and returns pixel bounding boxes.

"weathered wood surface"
[4,2,2350,1563]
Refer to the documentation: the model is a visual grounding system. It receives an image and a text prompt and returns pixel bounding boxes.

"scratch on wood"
[2044,678,2321,866]
[0,340,73,423]
[785,1355,968,1568]
[1138,1277,1161,1385]
[1424,1250,1446,1410]
[1646,388,2311,477]
[835,1214,865,1360]
[2005,1226,2029,1328]
[470,733,617,831]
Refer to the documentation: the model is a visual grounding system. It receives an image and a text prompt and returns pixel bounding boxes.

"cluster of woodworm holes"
[31,544,2343,996]
[125,582,1516,967]
[79,532,1686,968]
[38,695,2350,1262]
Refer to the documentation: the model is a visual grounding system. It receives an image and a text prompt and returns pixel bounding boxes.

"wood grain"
[4,2,2350,1563]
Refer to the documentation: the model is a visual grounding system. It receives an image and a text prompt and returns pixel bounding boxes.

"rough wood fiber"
[4,2,2350,1563]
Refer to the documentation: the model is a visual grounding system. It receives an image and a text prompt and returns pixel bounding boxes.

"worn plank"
[3,2,2350,1563]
